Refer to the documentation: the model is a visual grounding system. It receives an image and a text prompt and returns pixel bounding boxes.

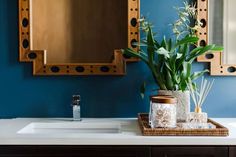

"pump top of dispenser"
[72,95,80,106]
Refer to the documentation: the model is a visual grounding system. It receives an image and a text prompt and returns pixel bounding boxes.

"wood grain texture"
[19,0,140,75]
[152,146,228,157]
[0,146,150,157]
[229,147,236,157]
[31,0,128,64]
[0,146,230,157]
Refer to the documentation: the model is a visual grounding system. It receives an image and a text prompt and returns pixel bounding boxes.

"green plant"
[122,2,223,96]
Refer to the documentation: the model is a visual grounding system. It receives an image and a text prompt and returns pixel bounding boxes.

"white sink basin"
[17,121,121,134]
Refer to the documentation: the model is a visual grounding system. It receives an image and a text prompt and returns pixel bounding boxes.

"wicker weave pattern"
[138,113,229,136]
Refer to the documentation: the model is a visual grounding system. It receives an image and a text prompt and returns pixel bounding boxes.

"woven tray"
[138,113,229,136]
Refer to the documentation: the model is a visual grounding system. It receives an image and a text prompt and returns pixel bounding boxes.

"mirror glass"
[209,0,236,64]
[30,0,128,64]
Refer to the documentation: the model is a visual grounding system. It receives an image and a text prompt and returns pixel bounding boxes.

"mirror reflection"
[209,0,236,64]
[30,0,128,64]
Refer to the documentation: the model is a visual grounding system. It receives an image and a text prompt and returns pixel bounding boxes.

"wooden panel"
[229,147,236,157]
[0,146,231,157]
[0,146,150,157]
[152,146,228,157]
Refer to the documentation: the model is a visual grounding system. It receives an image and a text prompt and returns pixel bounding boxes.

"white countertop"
[0,118,236,145]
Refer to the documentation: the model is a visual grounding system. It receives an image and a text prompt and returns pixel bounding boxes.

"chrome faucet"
[72,95,81,121]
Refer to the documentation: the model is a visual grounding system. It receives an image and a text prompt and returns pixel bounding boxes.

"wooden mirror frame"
[19,0,140,76]
[197,0,236,76]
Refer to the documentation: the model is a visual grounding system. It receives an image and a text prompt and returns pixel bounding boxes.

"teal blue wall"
[0,0,235,118]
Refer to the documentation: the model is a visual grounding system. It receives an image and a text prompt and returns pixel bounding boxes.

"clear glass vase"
[149,96,177,128]
[187,112,208,123]
[158,90,190,122]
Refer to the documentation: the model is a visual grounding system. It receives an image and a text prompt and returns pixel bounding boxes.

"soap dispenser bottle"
[72,95,81,121]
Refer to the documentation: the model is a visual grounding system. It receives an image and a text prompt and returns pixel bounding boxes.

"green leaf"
[140,82,146,99]
[154,40,161,48]
[147,26,156,62]
[183,62,192,79]
[161,38,166,48]
[211,46,224,51]
[166,70,174,90]
[152,63,167,90]
[187,45,219,63]
[132,41,147,47]
[176,53,183,59]
[176,44,189,71]
[140,26,166,90]
[145,26,168,90]
[122,48,148,64]
[168,38,172,51]
[164,62,172,72]
[156,47,170,58]
[190,69,209,81]
[179,73,189,91]
[175,75,181,84]
[198,45,216,55]
[178,62,192,91]
[189,46,203,56]
[170,54,177,72]
[175,36,199,48]
[163,37,170,51]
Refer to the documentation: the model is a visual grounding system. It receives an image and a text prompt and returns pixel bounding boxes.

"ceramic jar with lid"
[149,96,177,128]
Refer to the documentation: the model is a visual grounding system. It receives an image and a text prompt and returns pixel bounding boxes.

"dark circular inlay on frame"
[228,66,236,73]
[131,18,137,27]
[200,19,207,28]
[131,39,138,48]
[200,40,206,47]
[28,52,37,59]
[75,66,85,72]
[22,18,29,27]
[205,53,214,59]
[22,39,29,49]
[100,66,110,72]
[50,66,60,73]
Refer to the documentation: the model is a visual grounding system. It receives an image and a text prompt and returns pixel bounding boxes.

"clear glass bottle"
[72,95,81,121]
[187,112,208,123]
[149,96,177,128]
